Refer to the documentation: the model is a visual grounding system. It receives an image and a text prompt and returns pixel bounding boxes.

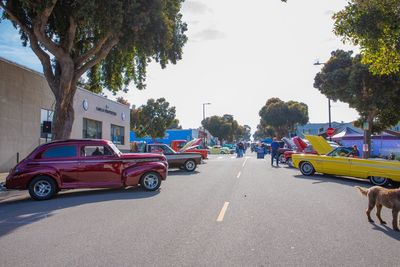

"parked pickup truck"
[170,139,208,159]
[145,143,202,172]
[5,139,168,200]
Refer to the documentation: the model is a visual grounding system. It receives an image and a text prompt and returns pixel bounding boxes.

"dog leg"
[376,204,387,225]
[392,209,399,231]
[366,205,375,223]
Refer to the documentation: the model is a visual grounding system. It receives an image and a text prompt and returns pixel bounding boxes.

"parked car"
[292,135,400,186]
[5,139,168,200]
[145,143,202,172]
[209,145,231,155]
[278,137,297,163]
[222,144,236,154]
[170,139,208,159]
[283,137,318,167]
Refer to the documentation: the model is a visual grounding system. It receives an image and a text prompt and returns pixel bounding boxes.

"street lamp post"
[202,103,211,146]
[314,61,332,134]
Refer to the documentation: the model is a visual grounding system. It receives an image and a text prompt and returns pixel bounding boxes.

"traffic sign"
[326,127,335,137]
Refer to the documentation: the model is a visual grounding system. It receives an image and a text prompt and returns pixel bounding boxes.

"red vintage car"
[5,139,168,200]
[284,137,317,167]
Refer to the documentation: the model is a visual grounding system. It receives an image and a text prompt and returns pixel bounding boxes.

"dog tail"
[355,186,369,197]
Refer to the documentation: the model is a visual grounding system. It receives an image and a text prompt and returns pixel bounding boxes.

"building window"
[83,118,102,139]
[111,124,125,145]
[40,108,54,139]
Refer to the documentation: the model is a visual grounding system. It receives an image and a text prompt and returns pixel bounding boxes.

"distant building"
[0,57,130,172]
[296,121,400,138]
[296,122,358,138]
[130,128,217,146]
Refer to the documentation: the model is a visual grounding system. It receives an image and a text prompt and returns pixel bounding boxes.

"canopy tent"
[331,127,363,140]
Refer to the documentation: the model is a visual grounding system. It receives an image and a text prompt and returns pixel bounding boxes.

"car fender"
[123,162,167,186]
[17,165,61,190]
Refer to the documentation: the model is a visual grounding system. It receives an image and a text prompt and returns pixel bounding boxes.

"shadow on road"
[371,223,400,241]
[293,174,371,187]
[0,186,159,237]
[168,170,200,176]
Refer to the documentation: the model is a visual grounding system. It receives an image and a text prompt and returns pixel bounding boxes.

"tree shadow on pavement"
[0,186,159,237]
[293,174,371,188]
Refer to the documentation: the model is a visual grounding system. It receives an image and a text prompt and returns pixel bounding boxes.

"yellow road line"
[217,202,230,222]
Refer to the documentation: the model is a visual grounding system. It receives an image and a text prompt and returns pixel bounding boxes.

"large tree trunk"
[51,59,77,140]
[363,113,374,159]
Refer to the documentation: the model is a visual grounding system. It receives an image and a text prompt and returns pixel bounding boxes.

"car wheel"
[184,160,197,172]
[299,162,315,176]
[287,158,294,168]
[28,176,57,200]
[369,176,389,186]
[220,151,225,154]
[141,172,161,191]
[278,154,285,164]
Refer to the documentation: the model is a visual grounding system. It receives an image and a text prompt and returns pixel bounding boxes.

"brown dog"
[356,186,400,231]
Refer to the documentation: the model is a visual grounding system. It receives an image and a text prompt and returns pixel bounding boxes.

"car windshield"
[327,147,353,157]
[108,142,122,156]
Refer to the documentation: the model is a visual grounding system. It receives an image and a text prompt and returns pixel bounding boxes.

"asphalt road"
[0,153,399,267]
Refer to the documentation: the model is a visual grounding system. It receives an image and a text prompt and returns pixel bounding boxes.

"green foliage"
[202,114,246,142]
[116,96,130,107]
[253,122,275,141]
[130,98,177,139]
[314,50,400,133]
[258,98,309,138]
[333,0,400,75]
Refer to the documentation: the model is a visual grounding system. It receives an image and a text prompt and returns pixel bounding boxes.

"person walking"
[270,137,280,167]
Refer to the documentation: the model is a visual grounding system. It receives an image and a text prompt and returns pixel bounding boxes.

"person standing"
[351,145,360,158]
[270,137,280,167]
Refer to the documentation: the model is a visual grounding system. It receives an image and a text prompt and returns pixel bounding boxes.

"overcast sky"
[0,0,359,132]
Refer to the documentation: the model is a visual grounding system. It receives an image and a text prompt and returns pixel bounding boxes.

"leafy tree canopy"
[333,0,400,75]
[259,98,309,138]
[202,114,246,143]
[314,49,400,157]
[130,98,177,139]
[0,0,187,139]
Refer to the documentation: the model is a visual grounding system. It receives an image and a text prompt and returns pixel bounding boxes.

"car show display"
[5,139,168,200]
[292,135,400,186]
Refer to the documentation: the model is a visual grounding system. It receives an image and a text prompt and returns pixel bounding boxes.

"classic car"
[278,137,297,163]
[209,145,231,155]
[5,139,168,200]
[146,143,202,172]
[170,139,208,159]
[284,137,318,167]
[222,144,236,154]
[292,135,400,186]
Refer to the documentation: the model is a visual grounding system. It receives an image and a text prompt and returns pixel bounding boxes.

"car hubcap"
[371,176,387,185]
[33,180,52,197]
[143,174,159,189]
[288,159,293,167]
[186,161,195,170]
[302,163,313,174]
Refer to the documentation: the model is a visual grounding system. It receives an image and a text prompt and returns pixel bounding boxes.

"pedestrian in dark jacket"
[270,137,280,167]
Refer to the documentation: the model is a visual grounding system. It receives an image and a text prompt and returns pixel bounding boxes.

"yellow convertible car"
[292,135,400,186]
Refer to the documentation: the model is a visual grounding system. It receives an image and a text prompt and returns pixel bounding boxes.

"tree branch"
[74,36,119,79]
[32,0,66,58]
[0,1,56,91]
[64,15,77,53]
[74,32,112,67]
